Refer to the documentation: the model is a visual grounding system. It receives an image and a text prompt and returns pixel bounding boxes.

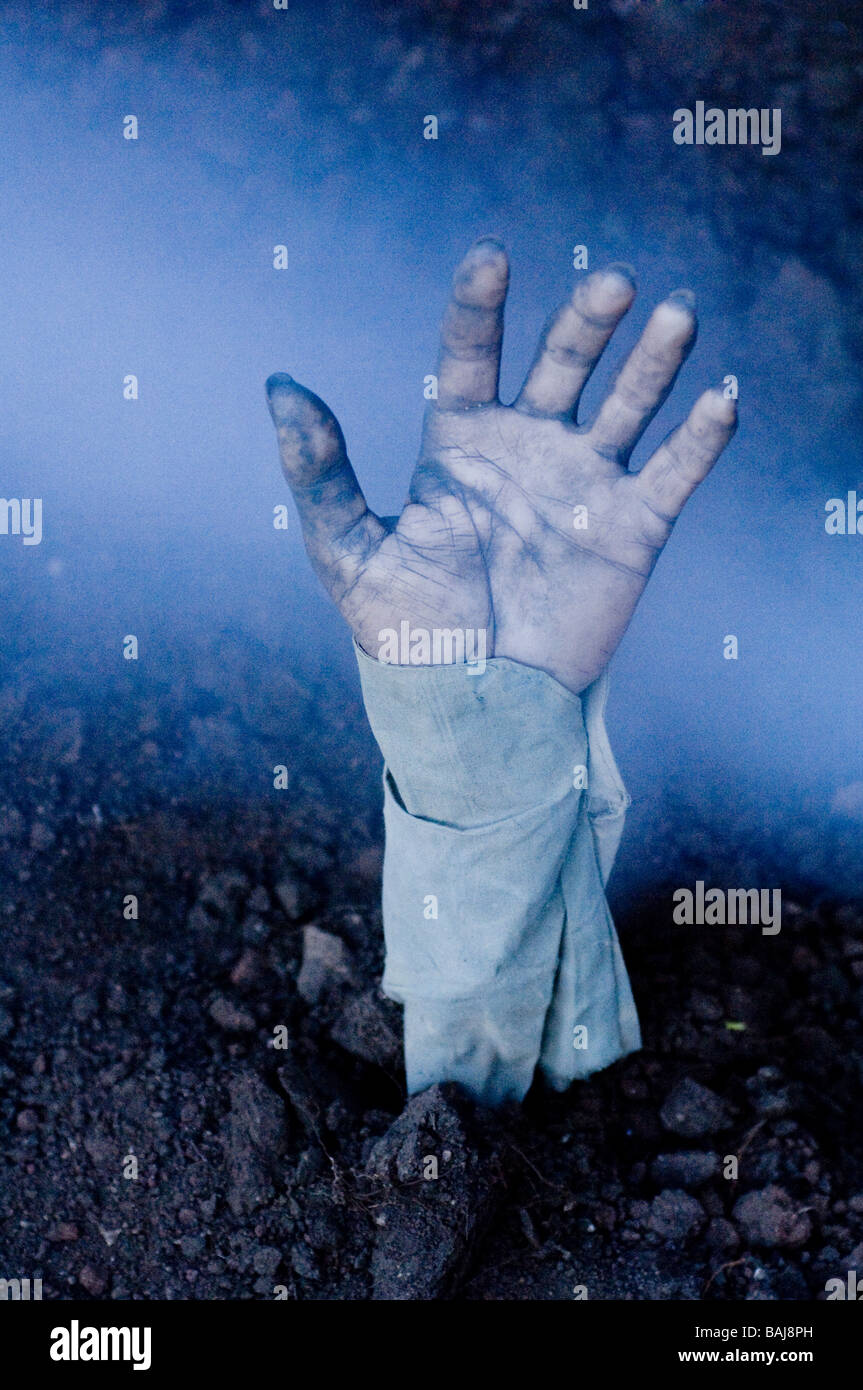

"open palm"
[266,238,736,694]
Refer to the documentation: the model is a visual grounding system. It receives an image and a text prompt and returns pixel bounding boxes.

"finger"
[436,236,509,410]
[265,372,381,561]
[514,264,636,418]
[635,387,737,521]
[588,290,698,461]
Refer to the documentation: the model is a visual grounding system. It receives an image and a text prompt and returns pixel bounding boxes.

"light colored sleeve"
[355,642,642,1107]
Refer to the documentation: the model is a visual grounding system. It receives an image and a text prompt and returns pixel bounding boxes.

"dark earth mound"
[1,636,862,1301]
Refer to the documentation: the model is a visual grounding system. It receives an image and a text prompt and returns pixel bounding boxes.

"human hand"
[266,238,736,694]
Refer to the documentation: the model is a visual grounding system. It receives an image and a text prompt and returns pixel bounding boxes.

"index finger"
[435,237,509,410]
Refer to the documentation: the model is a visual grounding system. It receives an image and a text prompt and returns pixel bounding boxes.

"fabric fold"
[355,640,641,1106]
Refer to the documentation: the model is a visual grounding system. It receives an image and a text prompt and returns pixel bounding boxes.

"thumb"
[265,372,380,562]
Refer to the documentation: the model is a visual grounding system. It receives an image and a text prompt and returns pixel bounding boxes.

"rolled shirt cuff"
[355,640,641,1106]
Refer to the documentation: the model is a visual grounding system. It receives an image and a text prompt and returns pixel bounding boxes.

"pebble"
[48,1222,80,1242]
[252,1245,283,1277]
[296,926,357,1005]
[647,1190,705,1241]
[660,1078,730,1138]
[78,1264,108,1296]
[275,875,317,921]
[209,995,256,1032]
[733,1185,813,1248]
[650,1151,720,1188]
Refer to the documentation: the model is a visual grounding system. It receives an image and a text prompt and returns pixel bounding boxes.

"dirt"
[1,630,862,1301]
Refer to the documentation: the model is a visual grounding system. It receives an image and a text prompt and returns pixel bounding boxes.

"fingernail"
[711,385,738,415]
[266,372,295,397]
[666,288,696,312]
[602,261,636,286]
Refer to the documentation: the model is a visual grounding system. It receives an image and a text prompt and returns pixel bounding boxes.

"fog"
[2,9,861,883]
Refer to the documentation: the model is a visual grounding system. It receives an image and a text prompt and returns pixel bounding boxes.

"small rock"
[47,1222,79,1242]
[660,1078,731,1138]
[745,1066,797,1120]
[329,988,401,1070]
[296,926,357,1005]
[733,1185,813,1248]
[252,1245,283,1277]
[647,1190,705,1241]
[365,1083,504,1300]
[650,1152,720,1188]
[222,1069,288,1217]
[290,1243,319,1281]
[209,995,256,1032]
[274,876,317,921]
[78,1264,108,1296]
